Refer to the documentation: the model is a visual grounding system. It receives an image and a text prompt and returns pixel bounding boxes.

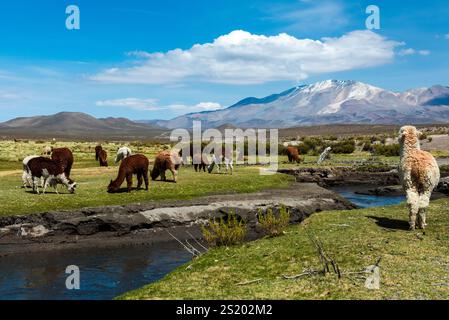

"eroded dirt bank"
[0,183,354,255]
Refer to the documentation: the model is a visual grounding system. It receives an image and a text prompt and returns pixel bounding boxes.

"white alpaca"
[398,126,440,230]
[208,154,233,175]
[115,147,132,164]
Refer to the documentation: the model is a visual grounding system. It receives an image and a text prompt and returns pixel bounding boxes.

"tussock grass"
[119,199,449,300]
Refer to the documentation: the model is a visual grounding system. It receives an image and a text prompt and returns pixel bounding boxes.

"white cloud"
[398,48,431,56]
[91,29,400,85]
[96,98,223,112]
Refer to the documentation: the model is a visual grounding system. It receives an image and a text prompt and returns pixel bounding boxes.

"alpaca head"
[107,179,119,193]
[399,126,422,149]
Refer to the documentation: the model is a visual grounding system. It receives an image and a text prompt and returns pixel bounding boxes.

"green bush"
[372,144,400,157]
[331,139,356,154]
[201,211,247,247]
[258,206,290,237]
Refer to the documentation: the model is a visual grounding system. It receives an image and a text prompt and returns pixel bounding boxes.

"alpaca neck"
[112,169,126,187]
[400,138,420,158]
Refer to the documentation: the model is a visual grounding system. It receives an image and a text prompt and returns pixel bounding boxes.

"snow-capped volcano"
[160,80,449,128]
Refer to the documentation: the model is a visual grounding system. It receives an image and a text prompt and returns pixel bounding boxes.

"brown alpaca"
[95,145,103,161]
[51,147,74,179]
[98,149,108,167]
[151,151,183,183]
[285,146,301,163]
[108,154,149,193]
[193,153,209,172]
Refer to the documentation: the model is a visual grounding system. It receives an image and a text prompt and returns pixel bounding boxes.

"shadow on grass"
[367,215,410,231]
[107,187,150,194]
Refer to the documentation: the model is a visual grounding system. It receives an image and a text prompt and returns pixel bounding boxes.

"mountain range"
[155,80,449,129]
[0,112,168,140]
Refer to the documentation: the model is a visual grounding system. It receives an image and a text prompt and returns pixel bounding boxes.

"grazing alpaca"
[115,147,132,164]
[27,157,77,194]
[285,146,301,163]
[95,145,103,161]
[398,126,440,230]
[151,151,183,182]
[108,154,149,193]
[98,149,108,167]
[317,147,332,165]
[193,153,209,172]
[51,147,74,179]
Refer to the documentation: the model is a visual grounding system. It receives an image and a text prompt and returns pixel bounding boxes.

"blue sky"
[0,0,448,121]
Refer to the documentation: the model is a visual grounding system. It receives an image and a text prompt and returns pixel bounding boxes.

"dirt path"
[0,183,354,255]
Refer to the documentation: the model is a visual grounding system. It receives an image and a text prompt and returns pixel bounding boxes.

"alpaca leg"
[43,179,50,195]
[194,164,198,172]
[126,174,133,192]
[406,190,420,230]
[137,173,143,189]
[417,191,431,229]
[143,171,149,191]
[171,169,178,183]
[161,170,166,181]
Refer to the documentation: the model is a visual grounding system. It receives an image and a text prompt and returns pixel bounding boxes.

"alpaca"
[115,147,132,164]
[95,145,103,161]
[27,157,77,194]
[317,147,332,165]
[207,146,233,175]
[151,151,183,182]
[51,147,74,179]
[285,146,301,163]
[42,146,52,156]
[98,149,108,167]
[398,126,440,230]
[193,153,209,172]
[108,154,149,193]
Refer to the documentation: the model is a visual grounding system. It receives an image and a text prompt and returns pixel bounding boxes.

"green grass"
[119,199,449,300]
[0,166,294,217]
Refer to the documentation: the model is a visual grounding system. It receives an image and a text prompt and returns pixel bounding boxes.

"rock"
[364,265,381,290]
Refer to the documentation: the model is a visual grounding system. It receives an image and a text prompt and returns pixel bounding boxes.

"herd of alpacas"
[20,125,442,231]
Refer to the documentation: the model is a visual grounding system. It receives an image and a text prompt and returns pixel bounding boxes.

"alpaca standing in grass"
[398,126,440,230]
[22,155,40,187]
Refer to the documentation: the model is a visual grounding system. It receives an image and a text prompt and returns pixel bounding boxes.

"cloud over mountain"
[91,30,400,85]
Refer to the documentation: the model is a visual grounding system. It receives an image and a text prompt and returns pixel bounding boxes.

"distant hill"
[0,112,168,141]
[157,80,449,129]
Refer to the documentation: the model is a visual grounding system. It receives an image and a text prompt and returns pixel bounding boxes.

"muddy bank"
[0,183,354,255]
[278,166,400,187]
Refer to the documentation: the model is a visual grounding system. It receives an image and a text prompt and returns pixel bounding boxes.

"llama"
[108,154,149,193]
[115,147,132,164]
[26,157,77,194]
[151,151,183,182]
[398,126,440,230]
[193,153,209,172]
[285,146,301,163]
[51,147,74,179]
[98,149,108,167]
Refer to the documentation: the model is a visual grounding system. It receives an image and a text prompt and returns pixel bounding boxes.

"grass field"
[119,198,449,300]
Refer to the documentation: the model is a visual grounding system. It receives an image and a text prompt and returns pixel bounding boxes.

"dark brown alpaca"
[193,153,209,172]
[98,149,108,167]
[107,154,149,193]
[151,151,183,182]
[95,145,103,161]
[285,146,301,163]
[51,147,74,179]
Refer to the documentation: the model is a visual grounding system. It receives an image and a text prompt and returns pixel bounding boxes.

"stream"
[0,186,406,300]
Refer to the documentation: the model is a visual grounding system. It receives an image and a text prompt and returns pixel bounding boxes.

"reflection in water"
[331,186,405,208]
[0,242,192,300]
